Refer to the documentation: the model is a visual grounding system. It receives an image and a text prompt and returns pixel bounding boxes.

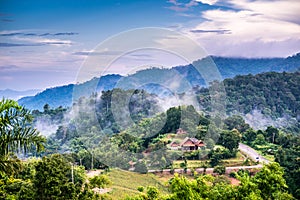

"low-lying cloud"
[244,109,297,130]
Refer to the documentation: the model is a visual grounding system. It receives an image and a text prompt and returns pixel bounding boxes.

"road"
[238,143,270,164]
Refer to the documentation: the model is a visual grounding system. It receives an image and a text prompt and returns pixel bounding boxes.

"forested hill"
[211,53,300,77]
[223,72,300,118]
[18,53,300,110]
[18,74,122,110]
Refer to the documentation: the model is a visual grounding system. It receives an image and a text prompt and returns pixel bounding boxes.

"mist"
[34,116,61,137]
[243,109,297,130]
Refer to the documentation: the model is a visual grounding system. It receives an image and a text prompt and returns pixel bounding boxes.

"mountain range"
[0,89,41,101]
[18,53,300,110]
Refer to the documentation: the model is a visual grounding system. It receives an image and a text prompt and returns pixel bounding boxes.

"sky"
[0,0,300,90]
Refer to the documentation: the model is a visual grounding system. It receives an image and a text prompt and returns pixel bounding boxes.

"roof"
[180,137,205,147]
[170,141,180,147]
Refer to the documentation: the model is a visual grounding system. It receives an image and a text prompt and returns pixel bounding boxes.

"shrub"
[134,161,148,174]
[89,174,112,189]
[137,186,144,192]
[213,165,226,175]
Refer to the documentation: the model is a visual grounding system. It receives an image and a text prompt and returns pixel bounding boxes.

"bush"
[89,174,112,189]
[213,165,226,175]
[146,186,159,199]
[229,171,236,178]
[134,161,148,174]
[243,158,250,166]
[137,186,144,192]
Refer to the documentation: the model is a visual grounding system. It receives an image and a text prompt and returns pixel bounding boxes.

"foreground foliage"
[0,154,109,199]
[0,99,45,175]
[128,163,293,200]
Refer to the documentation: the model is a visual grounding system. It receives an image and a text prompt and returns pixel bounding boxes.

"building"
[169,141,180,150]
[180,137,205,151]
[176,128,187,135]
[169,137,205,151]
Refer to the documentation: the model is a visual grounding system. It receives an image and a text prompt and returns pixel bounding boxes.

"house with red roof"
[169,137,205,151]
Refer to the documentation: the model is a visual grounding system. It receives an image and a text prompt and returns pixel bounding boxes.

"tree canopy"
[0,99,45,174]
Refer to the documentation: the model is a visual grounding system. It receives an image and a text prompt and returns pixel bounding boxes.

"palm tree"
[0,99,45,174]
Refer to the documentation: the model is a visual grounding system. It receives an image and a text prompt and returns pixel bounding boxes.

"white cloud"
[14,36,72,46]
[183,0,300,57]
[195,0,218,5]
[228,0,300,24]
[199,9,300,42]
[166,0,199,12]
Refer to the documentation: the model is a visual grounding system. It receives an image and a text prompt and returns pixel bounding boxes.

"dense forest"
[195,71,300,133]
[223,72,299,118]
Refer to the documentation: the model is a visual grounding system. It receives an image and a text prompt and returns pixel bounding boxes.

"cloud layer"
[177,0,300,57]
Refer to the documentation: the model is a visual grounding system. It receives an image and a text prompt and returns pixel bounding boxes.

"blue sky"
[1,0,300,90]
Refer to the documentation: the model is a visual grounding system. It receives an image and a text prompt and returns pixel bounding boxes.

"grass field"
[106,169,169,199]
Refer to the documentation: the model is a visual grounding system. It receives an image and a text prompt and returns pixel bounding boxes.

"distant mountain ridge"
[18,74,122,110]
[18,53,300,110]
[0,89,41,100]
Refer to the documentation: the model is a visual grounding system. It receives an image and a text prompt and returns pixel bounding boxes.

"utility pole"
[91,152,94,170]
[71,163,74,184]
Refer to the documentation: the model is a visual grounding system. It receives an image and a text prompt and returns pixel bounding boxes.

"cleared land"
[106,169,169,199]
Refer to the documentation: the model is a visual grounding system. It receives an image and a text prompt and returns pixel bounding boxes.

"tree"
[146,186,159,200]
[252,162,292,200]
[242,128,257,144]
[253,133,266,145]
[168,174,201,200]
[0,99,45,156]
[43,103,50,113]
[205,138,215,149]
[160,107,181,134]
[209,149,222,167]
[265,126,279,143]
[275,142,300,199]
[0,176,36,200]
[224,115,250,133]
[0,99,45,174]
[134,161,148,174]
[218,129,241,152]
[196,125,207,140]
[33,154,76,199]
[235,170,262,199]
